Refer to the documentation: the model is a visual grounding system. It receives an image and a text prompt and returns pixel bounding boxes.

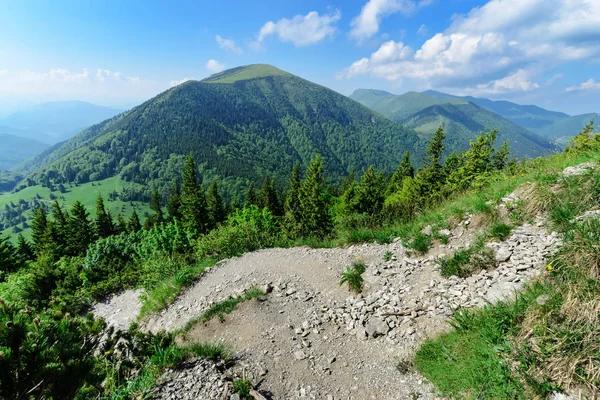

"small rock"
[294,350,307,360]
[365,318,389,338]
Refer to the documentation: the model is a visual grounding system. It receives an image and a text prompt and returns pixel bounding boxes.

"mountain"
[530,113,600,144]
[0,134,50,170]
[350,90,555,159]
[18,64,425,199]
[0,125,53,144]
[0,101,124,144]
[422,90,569,130]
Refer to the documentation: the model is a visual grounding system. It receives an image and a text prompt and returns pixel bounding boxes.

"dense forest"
[15,65,425,202]
[0,120,557,398]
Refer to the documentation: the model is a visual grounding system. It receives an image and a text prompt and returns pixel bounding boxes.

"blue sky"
[0,0,598,115]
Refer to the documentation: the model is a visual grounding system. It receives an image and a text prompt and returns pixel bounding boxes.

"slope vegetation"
[19,65,424,199]
[0,134,50,170]
[351,90,554,158]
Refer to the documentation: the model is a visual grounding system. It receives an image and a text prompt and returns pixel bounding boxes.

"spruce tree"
[115,213,128,234]
[245,182,258,208]
[128,210,142,232]
[51,200,68,256]
[95,195,114,238]
[299,155,332,238]
[69,201,95,257]
[283,164,302,238]
[494,141,510,170]
[181,153,208,234]
[0,235,20,275]
[352,166,385,215]
[340,169,356,194]
[167,179,182,221]
[389,151,414,193]
[150,189,164,225]
[206,180,226,230]
[259,176,282,216]
[416,126,446,197]
[16,234,35,262]
[31,207,49,255]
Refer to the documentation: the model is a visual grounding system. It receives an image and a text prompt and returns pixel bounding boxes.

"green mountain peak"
[202,64,291,84]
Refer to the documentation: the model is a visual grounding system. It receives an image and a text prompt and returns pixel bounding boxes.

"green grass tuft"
[340,262,366,293]
[490,222,512,241]
[231,378,253,399]
[407,232,432,254]
[439,243,496,278]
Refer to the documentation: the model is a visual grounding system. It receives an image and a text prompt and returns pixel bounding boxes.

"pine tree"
[69,201,95,257]
[352,166,385,215]
[128,210,142,232]
[51,200,68,256]
[115,213,128,234]
[416,126,446,197]
[207,180,226,230]
[494,141,510,170]
[259,176,282,216]
[180,153,208,234]
[95,195,114,238]
[245,182,258,208]
[388,151,414,193]
[16,234,35,262]
[31,207,49,255]
[150,189,164,225]
[167,179,182,221]
[283,164,302,238]
[0,235,20,275]
[299,155,332,238]
[340,169,356,194]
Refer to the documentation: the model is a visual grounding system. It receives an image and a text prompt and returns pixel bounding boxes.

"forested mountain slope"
[20,64,425,198]
[0,134,50,170]
[351,89,555,158]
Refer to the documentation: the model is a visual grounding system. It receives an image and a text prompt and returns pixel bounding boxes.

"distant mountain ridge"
[0,101,124,144]
[0,134,50,170]
[350,89,555,159]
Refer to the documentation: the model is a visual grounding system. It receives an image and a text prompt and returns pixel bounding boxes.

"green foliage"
[181,288,265,333]
[297,155,332,238]
[95,194,114,238]
[340,262,366,293]
[407,232,432,254]
[196,206,283,260]
[490,222,512,241]
[384,251,393,261]
[231,378,253,399]
[439,244,496,278]
[181,154,208,235]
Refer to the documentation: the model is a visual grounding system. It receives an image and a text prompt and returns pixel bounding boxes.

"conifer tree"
[128,210,142,232]
[95,195,114,238]
[51,200,68,256]
[150,189,164,225]
[283,164,302,238]
[340,169,356,194]
[494,140,510,170]
[207,180,226,230]
[388,151,414,193]
[299,155,332,238]
[69,201,95,257]
[245,182,258,208]
[416,126,446,196]
[115,213,128,234]
[259,176,282,216]
[0,235,20,275]
[16,234,35,262]
[167,179,182,221]
[31,207,49,255]
[181,153,208,234]
[352,166,385,215]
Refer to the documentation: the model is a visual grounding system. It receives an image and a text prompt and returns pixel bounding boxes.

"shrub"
[407,233,432,254]
[231,378,252,399]
[490,222,512,241]
[439,245,496,278]
[340,262,366,293]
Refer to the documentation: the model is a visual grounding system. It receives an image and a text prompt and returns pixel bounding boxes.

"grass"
[490,222,512,241]
[438,238,496,278]
[340,262,366,293]
[416,165,600,398]
[0,176,151,239]
[231,378,253,399]
[407,232,432,254]
[179,288,265,334]
[108,341,230,399]
[138,259,217,320]
[384,251,393,261]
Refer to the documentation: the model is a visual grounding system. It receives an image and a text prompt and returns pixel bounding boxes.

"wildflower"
[536,294,550,306]
[104,350,112,355]
[546,264,553,271]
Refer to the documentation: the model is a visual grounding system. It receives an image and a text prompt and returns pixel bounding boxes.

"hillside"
[0,101,124,144]
[351,89,555,158]
[0,133,50,170]
[19,64,425,199]
[422,90,569,130]
[531,112,600,143]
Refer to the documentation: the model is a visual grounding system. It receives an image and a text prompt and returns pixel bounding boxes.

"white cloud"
[417,24,427,35]
[0,69,7,76]
[205,59,225,74]
[566,78,600,92]
[256,10,341,47]
[96,69,124,82]
[350,0,432,42]
[216,35,243,54]
[339,0,600,94]
[170,77,194,87]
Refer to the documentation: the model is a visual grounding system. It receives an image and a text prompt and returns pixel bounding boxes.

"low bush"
[439,244,496,278]
[340,262,366,293]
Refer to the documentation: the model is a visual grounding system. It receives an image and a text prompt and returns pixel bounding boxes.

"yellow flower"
[546,265,553,271]
[496,352,501,356]
[104,350,112,355]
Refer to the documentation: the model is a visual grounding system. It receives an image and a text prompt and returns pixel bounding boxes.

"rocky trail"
[93,212,561,399]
